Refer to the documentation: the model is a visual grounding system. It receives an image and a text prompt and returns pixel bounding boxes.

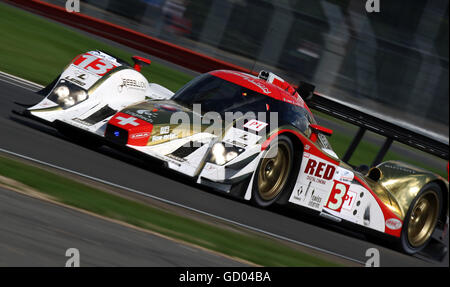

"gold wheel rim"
[407,190,439,247]
[257,141,291,201]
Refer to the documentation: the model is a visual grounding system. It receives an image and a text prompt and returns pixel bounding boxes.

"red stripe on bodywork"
[262,129,339,166]
[210,70,307,109]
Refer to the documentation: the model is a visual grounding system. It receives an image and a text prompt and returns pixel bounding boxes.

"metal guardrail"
[5,0,253,75]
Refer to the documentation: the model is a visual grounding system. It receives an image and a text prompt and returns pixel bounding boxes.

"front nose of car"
[105,112,153,146]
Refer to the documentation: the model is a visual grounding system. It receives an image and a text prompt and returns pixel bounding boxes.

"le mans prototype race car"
[17,51,449,256]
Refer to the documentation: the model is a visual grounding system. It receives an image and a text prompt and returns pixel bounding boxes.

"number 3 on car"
[326,181,350,212]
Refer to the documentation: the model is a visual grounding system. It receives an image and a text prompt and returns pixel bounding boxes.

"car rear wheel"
[400,182,442,254]
[251,135,294,207]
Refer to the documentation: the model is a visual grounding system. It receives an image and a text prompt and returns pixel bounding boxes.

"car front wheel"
[251,135,294,207]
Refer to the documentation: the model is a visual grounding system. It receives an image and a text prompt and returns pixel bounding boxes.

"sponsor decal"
[304,158,336,181]
[334,169,354,184]
[64,76,86,87]
[166,154,186,162]
[292,181,326,210]
[137,109,153,115]
[293,182,312,202]
[226,71,272,94]
[244,119,268,132]
[160,126,170,135]
[120,78,146,90]
[74,70,88,80]
[125,109,158,122]
[223,128,260,148]
[383,164,417,175]
[152,133,177,142]
[130,132,151,140]
[239,134,249,141]
[225,139,247,148]
[308,190,322,209]
[342,190,357,211]
[290,153,354,215]
[385,218,402,230]
[90,51,120,64]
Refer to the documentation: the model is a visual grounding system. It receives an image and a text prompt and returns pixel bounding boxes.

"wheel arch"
[432,179,449,228]
[266,130,305,205]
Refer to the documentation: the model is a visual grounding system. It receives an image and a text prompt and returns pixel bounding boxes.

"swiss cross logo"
[116,116,140,127]
[304,159,336,180]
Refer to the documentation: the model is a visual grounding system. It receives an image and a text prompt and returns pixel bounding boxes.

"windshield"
[172,74,267,114]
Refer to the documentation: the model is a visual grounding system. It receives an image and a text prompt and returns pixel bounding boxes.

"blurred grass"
[0,1,446,177]
[0,155,339,267]
[0,2,193,91]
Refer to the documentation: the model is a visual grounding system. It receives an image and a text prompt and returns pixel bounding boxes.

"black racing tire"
[251,135,295,207]
[399,182,443,255]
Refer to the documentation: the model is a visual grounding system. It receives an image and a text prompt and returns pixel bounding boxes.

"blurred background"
[40,0,449,138]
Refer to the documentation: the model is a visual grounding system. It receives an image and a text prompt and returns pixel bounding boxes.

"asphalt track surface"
[0,187,246,267]
[0,74,448,267]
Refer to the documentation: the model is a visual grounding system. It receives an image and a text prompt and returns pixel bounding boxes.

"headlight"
[55,86,70,99]
[73,90,88,102]
[210,143,243,166]
[48,80,89,109]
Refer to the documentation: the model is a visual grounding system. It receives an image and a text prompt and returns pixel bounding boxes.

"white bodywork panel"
[129,133,217,177]
[28,51,174,137]
[286,152,385,232]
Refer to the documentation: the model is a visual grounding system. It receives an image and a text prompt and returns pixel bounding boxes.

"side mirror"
[309,124,333,143]
[132,56,151,72]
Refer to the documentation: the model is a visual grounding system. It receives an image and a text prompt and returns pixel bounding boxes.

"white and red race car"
[18,51,449,256]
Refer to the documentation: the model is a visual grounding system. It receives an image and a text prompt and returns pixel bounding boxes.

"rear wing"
[297,83,449,167]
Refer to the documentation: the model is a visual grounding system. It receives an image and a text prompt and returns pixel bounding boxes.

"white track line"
[0,71,43,92]
[0,71,365,265]
[0,147,365,265]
